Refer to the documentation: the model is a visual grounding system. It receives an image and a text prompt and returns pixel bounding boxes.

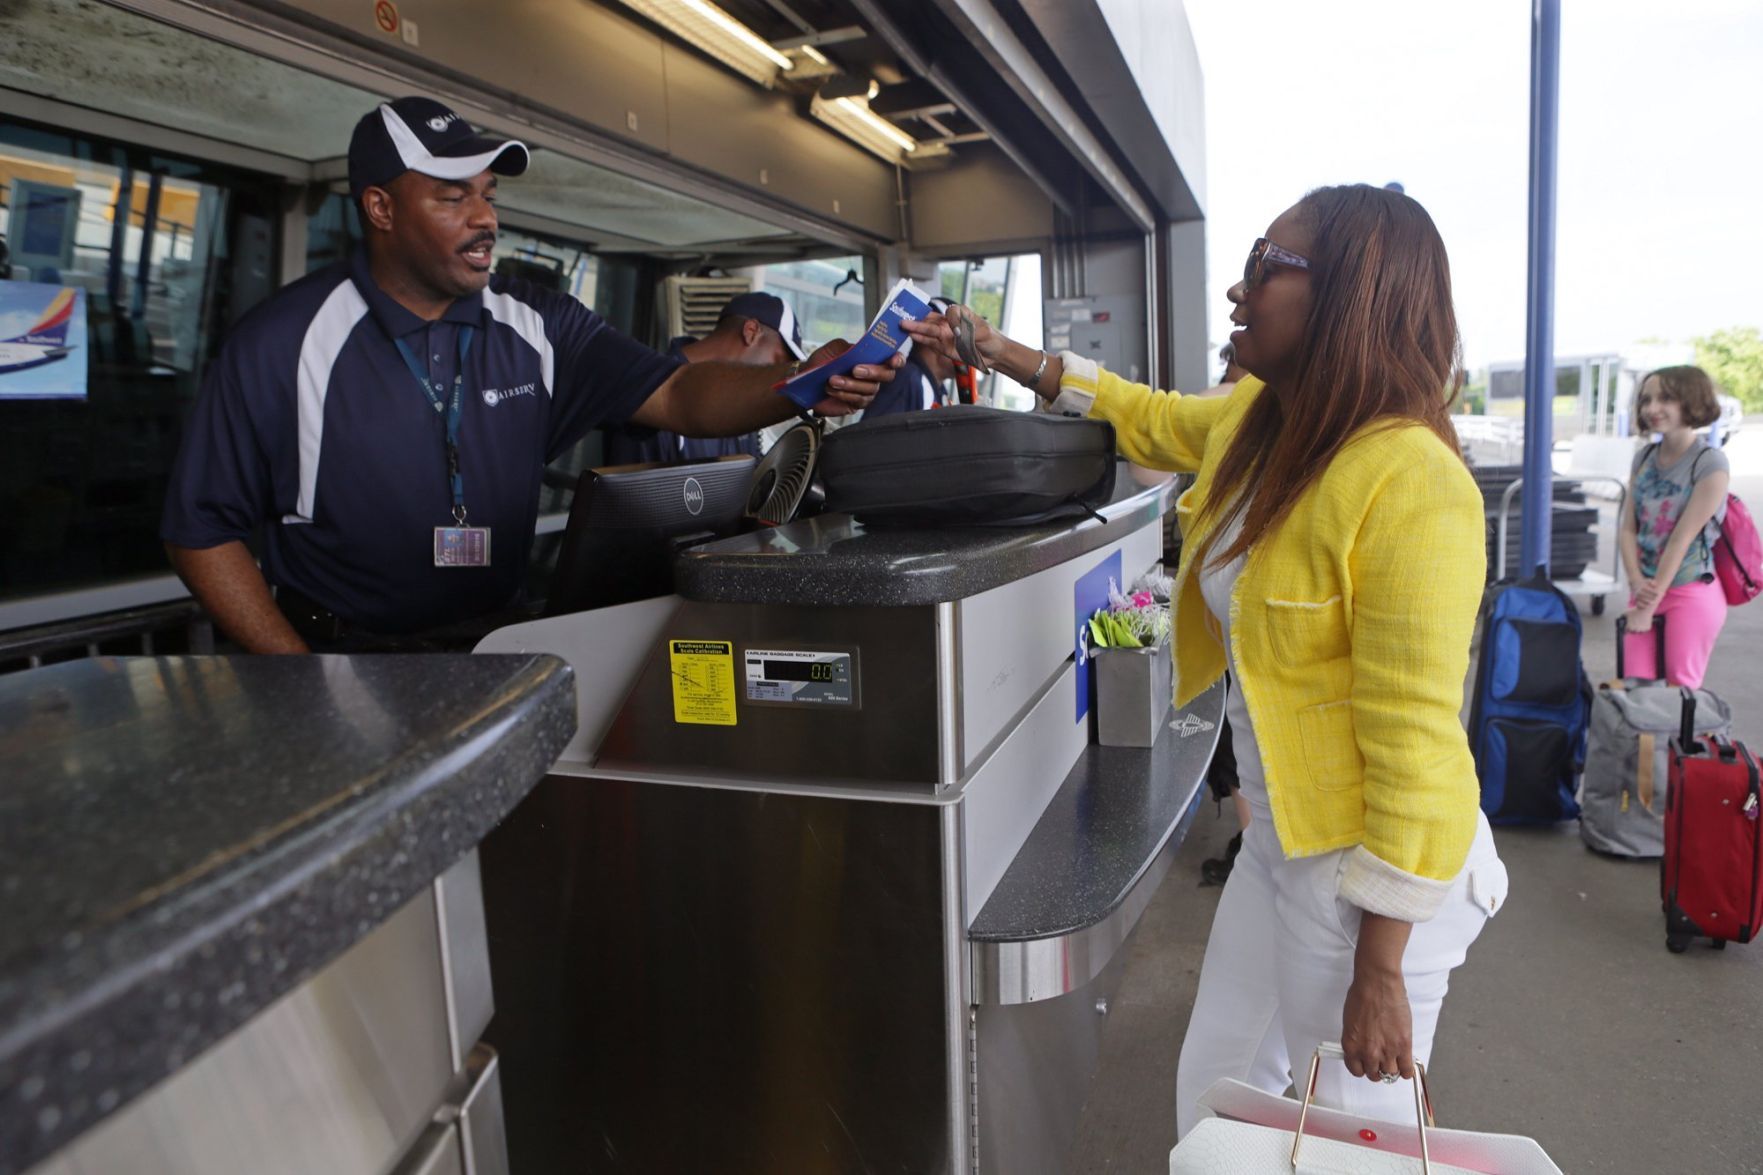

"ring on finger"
[1380,1072,1398,1085]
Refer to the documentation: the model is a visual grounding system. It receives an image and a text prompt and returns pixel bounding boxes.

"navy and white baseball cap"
[720,292,806,360]
[348,97,530,198]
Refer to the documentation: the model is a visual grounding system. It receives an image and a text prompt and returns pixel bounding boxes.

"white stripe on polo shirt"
[284,280,369,525]
[482,288,555,396]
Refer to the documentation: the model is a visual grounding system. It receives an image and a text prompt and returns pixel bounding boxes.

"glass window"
[937,253,1043,411]
[304,189,360,273]
[0,119,279,603]
[305,197,607,317]
[731,257,867,350]
[493,228,599,309]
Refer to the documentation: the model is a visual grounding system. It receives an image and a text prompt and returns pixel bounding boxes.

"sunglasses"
[1243,237,1311,290]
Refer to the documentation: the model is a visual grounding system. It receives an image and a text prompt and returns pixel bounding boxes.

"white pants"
[1174,809,1506,1137]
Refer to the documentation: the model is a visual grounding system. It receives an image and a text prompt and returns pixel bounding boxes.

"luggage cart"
[1495,475,1627,615]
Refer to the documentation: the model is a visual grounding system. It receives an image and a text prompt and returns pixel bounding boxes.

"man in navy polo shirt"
[161,97,896,652]
[603,291,804,465]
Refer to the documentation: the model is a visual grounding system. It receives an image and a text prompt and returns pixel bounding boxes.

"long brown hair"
[1199,184,1464,568]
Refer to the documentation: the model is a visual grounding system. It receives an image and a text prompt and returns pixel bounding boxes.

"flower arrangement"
[1087,570,1172,649]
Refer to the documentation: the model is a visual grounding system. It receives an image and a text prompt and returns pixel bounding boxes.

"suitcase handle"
[1678,686,1699,756]
[1615,613,1667,681]
[1296,1043,1435,1172]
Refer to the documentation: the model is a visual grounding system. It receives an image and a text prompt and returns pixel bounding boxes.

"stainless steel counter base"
[27,854,508,1175]
[479,776,963,1174]
[975,950,1131,1175]
[476,480,1206,1173]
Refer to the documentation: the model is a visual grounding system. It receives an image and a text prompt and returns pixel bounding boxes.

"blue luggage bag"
[1468,569,1593,824]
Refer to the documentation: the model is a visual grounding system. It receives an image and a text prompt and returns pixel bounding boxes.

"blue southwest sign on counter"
[1073,549,1122,721]
[0,282,87,400]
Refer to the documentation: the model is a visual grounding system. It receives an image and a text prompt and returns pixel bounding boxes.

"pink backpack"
[1689,447,1762,605]
[1713,491,1761,606]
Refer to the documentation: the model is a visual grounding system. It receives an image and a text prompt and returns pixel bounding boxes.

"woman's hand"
[900,305,1006,370]
[1341,911,1416,1082]
[1632,577,1664,610]
[901,305,1059,397]
[1625,604,1658,634]
[1341,970,1414,1082]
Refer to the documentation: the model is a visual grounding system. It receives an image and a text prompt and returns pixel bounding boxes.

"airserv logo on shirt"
[481,383,537,407]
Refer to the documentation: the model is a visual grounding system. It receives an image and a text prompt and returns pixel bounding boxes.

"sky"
[1181,0,1763,375]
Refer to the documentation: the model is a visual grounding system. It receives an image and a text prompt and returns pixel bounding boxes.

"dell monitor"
[546,455,755,615]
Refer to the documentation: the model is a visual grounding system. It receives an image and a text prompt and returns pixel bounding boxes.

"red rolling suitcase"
[1661,688,1762,953]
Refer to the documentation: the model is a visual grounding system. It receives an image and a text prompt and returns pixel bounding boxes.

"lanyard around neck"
[393,325,475,524]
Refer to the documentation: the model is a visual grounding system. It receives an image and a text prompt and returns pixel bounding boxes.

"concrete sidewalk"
[1075,429,1763,1173]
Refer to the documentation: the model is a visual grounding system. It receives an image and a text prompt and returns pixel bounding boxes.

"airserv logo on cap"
[427,114,458,132]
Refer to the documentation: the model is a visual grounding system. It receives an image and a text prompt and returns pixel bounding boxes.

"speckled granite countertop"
[676,470,1173,606]
[0,654,575,1175]
[970,679,1225,942]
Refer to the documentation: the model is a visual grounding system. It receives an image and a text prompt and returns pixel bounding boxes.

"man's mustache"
[460,233,496,253]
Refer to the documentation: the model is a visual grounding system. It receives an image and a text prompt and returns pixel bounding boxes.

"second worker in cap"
[603,291,807,465]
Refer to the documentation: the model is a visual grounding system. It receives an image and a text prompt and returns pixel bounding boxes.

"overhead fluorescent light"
[617,0,792,87]
[811,82,917,163]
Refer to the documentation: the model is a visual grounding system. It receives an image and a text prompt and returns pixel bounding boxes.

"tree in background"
[1459,369,1488,415]
[940,265,1005,326]
[1693,326,1763,413]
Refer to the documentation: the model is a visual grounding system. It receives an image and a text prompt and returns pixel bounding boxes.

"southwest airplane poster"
[0,283,87,400]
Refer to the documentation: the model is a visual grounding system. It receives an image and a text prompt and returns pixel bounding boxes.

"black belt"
[275,586,368,646]
[275,586,532,652]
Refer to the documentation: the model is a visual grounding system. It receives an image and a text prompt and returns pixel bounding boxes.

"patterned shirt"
[1631,440,1730,588]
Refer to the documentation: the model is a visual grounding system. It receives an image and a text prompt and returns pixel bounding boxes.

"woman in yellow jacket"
[906,184,1508,1134]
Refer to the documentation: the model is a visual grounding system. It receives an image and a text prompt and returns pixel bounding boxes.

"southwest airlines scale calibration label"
[669,640,738,726]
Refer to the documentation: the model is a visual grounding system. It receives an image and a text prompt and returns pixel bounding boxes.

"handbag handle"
[1291,1042,1435,1172]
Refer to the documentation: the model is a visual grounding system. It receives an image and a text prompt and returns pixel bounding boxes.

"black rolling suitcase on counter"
[818,405,1117,526]
[1662,689,1763,953]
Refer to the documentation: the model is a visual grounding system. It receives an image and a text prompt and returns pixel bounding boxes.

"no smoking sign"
[373,0,398,34]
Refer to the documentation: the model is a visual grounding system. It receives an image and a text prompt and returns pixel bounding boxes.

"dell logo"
[683,477,705,515]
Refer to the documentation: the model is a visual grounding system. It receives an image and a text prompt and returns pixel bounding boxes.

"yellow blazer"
[1065,358,1486,920]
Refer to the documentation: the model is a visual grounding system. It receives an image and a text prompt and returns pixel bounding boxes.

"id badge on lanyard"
[398,328,491,567]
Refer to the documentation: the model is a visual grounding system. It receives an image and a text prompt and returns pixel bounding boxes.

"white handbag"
[1169,1043,1563,1175]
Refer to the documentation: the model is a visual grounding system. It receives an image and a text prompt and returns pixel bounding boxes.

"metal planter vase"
[1094,642,1173,748]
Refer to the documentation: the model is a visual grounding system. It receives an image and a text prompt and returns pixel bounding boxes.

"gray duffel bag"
[1579,620,1733,857]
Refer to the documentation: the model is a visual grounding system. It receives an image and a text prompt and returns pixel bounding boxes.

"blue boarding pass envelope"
[776,278,932,411]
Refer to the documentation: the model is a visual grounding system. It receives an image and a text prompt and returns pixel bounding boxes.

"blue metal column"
[1520,0,1561,577]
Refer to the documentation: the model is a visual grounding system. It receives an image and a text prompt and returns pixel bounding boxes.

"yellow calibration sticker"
[668,639,738,726]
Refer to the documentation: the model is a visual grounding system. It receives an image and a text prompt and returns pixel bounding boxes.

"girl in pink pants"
[1620,366,1731,688]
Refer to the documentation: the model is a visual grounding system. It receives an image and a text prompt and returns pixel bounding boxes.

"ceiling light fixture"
[811,81,917,163]
[617,0,792,87]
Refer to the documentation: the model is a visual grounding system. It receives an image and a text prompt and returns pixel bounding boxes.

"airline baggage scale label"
[669,640,738,725]
[743,648,857,707]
